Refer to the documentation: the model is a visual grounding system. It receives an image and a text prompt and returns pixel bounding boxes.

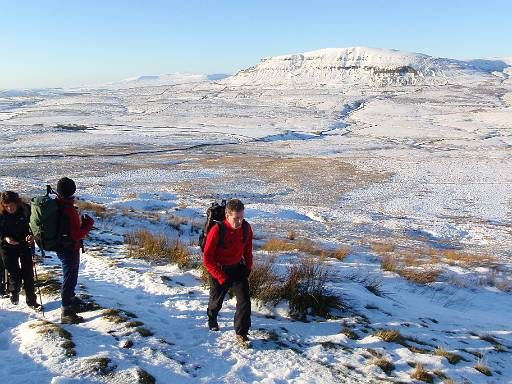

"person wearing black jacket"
[0,191,40,308]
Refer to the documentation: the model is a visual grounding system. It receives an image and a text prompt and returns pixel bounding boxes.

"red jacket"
[57,197,94,251]
[203,219,253,284]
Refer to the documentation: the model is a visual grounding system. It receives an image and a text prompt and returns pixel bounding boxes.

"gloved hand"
[219,277,231,290]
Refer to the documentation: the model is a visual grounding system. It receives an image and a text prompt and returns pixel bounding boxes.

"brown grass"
[282,256,342,319]
[124,229,194,268]
[371,242,395,254]
[168,215,189,231]
[374,329,405,344]
[398,268,441,285]
[261,237,349,261]
[248,256,282,304]
[373,357,395,375]
[75,199,108,218]
[410,364,434,383]
[442,249,494,268]
[380,254,399,272]
[474,363,492,376]
[434,348,463,364]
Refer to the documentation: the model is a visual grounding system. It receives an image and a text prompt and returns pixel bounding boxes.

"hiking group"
[1,178,254,346]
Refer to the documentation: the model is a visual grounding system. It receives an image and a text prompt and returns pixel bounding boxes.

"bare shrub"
[442,249,494,268]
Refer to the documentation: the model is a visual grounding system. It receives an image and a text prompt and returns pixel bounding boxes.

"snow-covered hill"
[226,47,509,86]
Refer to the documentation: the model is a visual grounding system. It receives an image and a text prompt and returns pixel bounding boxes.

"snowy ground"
[1,49,511,383]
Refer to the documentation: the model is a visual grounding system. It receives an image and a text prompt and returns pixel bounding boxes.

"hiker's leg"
[232,275,251,336]
[3,251,21,294]
[19,247,36,303]
[58,250,80,307]
[207,274,229,323]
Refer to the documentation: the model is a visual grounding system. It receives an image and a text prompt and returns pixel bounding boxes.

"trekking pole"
[32,248,45,318]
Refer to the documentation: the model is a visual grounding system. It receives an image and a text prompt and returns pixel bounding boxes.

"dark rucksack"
[29,185,74,252]
[198,200,249,252]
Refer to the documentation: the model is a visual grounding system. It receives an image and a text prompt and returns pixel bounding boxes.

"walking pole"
[32,247,45,318]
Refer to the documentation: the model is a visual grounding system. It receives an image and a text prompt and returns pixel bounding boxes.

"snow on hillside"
[226,47,507,86]
[0,46,511,383]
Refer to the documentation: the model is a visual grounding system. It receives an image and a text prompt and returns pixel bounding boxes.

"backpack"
[29,185,74,253]
[198,200,249,252]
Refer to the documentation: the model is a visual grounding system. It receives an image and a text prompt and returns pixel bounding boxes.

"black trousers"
[207,262,251,336]
[1,245,36,302]
[0,255,6,294]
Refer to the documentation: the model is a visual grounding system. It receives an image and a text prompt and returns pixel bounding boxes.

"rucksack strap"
[216,220,249,249]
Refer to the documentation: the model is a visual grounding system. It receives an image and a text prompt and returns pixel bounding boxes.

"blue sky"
[1,0,511,89]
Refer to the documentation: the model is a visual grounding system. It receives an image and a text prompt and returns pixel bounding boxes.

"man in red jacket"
[203,199,253,345]
[55,177,94,324]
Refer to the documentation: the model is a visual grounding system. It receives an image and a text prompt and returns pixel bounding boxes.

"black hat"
[0,191,20,204]
[57,177,76,198]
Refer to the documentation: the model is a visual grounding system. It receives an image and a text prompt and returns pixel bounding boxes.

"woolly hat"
[57,177,76,198]
[0,191,20,204]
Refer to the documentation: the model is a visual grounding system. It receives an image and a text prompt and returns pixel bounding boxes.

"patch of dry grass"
[29,320,76,357]
[372,357,395,375]
[261,238,349,261]
[371,242,395,254]
[398,268,442,285]
[75,199,108,218]
[474,362,492,376]
[282,256,342,320]
[434,348,463,364]
[124,229,195,268]
[410,364,434,383]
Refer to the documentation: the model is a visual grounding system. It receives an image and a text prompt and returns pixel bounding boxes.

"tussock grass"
[474,362,492,376]
[75,200,108,218]
[371,242,395,254]
[262,237,349,261]
[410,364,434,383]
[124,229,194,268]
[442,249,494,268]
[374,329,405,344]
[398,268,441,285]
[29,320,76,357]
[84,356,117,376]
[341,327,359,340]
[136,327,154,337]
[372,357,394,375]
[136,367,156,384]
[248,256,282,304]
[168,215,189,231]
[282,256,342,320]
[35,272,61,295]
[434,348,463,364]
[380,254,399,272]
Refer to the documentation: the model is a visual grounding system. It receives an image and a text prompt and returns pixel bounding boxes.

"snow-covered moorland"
[0,47,511,383]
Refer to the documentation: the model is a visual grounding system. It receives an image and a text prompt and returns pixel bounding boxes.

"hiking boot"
[27,298,41,310]
[10,291,19,305]
[61,306,84,324]
[235,334,251,348]
[69,296,87,313]
[208,319,220,331]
